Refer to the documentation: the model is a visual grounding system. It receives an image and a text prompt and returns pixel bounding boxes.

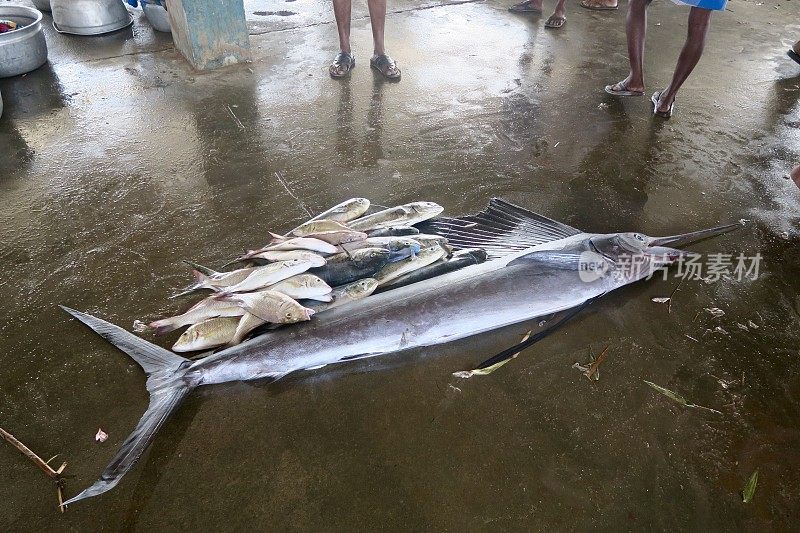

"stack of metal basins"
[51,0,133,35]
[0,4,49,117]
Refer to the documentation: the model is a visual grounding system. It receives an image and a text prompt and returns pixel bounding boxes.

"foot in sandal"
[370,54,401,81]
[604,75,645,96]
[789,39,800,65]
[579,0,618,10]
[651,91,675,118]
[544,3,566,29]
[509,0,543,13]
[330,52,355,79]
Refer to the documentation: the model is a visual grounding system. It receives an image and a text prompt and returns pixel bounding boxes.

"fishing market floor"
[1,0,799,530]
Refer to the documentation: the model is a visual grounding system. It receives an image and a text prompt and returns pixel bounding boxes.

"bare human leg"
[332,0,352,54]
[655,6,713,113]
[605,0,652,95]
[367,0,401,80]
[330,0,356,78]
[367,0,386,56]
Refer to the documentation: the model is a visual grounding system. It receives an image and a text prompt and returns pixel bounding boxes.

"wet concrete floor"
[1,0,800,530]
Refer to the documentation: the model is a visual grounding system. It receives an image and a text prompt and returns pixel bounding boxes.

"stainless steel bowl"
[0,6,48,78]
[31,0,51,12]
[51,0,133,36]
[141,1,171,33]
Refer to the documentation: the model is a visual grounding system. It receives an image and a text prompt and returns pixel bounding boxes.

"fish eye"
[285,312,293,319]
[635,234,645,242]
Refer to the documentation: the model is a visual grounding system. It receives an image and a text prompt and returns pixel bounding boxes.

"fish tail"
[220,257,242,269]
[58,306,196,506]
[168,270,208,300]
[181,260,218,276]
[147,317,183,335]
[269,232,286,243]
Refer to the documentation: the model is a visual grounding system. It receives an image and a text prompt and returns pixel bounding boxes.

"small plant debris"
[643,381,722,414]
[742,469,759,503]
[573,345,609,381]
[0,426,69,512]
[453,330,532,378]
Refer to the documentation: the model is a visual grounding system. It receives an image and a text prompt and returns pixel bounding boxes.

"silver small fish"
[149,297,245,335]
[306,198,370,224]
[290,219,352,237]
[348,202,443,231]
[305,278,379,313]
[221,290,315,323]
[224,259,323,293]
[172,317,241,352]
[248,250,327,264]
[171,262,259,298]
[265,274,332,301]
[229,313,267,345]
[263,237,338,254]
[274,229,367,246]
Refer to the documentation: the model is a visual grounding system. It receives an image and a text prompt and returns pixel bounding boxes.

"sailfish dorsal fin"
[417,198,582,259]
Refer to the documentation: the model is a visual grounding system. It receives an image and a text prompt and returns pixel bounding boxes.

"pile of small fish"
[145,198,488,353]
[0,20,18,33]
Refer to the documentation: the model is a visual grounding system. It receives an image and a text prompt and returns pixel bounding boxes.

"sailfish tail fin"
[58,306,195,506]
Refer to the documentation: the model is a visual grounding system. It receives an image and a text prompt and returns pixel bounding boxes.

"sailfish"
[59,199,739,505]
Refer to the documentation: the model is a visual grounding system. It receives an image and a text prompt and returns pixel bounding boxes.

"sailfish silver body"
[58,199,739,506]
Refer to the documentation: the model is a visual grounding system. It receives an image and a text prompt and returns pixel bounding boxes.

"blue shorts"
[672,0,727,10]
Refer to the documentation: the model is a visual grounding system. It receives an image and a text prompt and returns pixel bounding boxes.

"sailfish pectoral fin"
[456,298,598,376]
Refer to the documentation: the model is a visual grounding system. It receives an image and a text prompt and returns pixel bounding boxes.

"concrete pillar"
[165,0,251,70]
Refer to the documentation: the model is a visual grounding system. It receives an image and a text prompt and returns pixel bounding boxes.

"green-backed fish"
[380,249,487,290]
[310,248,391,287]
[348,202,444,231]
[412,234,453,256]
[306,198,371,224]
[366,227,419,238]
[290,219,351,237]
[342,237,421,261]
[172,317,241,352]
[374,246,447,286]
[304,278,379,313]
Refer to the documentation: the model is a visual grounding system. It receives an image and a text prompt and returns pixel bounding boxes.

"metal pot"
[31,0,51,12]
[51,0,133,36]
[0,6,48,78]
[141,1,170,33]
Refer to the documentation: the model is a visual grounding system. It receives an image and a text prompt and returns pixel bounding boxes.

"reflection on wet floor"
[1,0,799,529]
